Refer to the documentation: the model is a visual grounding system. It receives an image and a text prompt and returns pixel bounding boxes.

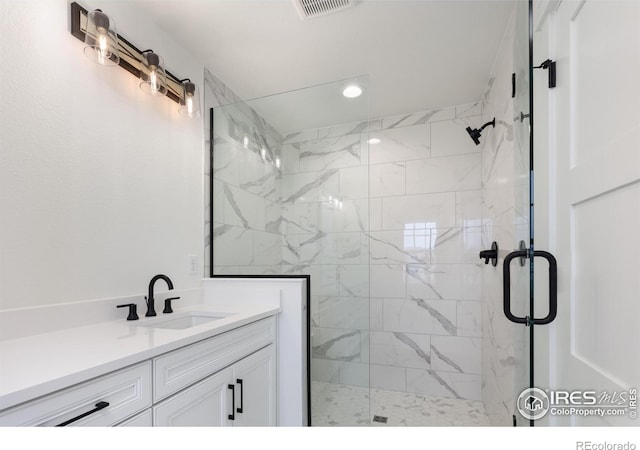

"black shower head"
[466,126,482,145]
[465,118,496,146]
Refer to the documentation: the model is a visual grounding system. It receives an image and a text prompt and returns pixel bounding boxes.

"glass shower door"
[507,0,558,426]
[209,77,371,426]
[507,0,535,426]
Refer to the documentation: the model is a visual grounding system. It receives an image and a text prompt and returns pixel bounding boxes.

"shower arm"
[478,118,496,132]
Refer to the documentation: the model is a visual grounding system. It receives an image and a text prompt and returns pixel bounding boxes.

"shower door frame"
[504,0,560,427]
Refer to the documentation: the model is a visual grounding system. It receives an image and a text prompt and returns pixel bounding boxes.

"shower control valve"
[479,241,499,267]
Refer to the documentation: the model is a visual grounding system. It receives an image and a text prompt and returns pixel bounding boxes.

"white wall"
[0,0,204,310]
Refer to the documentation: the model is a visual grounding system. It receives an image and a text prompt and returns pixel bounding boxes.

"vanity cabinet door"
[232,345,276,427]
[153,368,233,427]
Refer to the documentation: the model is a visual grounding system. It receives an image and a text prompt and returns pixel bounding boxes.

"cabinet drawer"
[154,317,275,401]
[0,362,152,426]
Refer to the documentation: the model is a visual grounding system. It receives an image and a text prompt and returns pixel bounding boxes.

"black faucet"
[145,274,174,317]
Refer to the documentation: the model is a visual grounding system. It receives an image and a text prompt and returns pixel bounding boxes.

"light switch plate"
[188,255,198,275]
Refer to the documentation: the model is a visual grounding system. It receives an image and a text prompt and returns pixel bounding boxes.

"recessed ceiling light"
[342,85,362,98]
[368,138,381,145]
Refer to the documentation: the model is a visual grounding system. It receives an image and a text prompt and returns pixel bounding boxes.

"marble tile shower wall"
[204,69,242,276]
[284,104,486,401]
[204,67,488,403]
[204,69,285,276]
[279,120,372,390]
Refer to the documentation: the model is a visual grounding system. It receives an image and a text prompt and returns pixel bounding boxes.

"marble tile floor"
[311,381,490,427]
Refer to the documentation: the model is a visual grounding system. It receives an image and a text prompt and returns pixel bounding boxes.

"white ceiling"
[127,0,515,125]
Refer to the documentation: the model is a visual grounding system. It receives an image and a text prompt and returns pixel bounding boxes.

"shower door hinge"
[533,59,557,88]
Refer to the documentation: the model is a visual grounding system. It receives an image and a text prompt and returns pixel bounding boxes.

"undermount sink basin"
[138,311,233,330]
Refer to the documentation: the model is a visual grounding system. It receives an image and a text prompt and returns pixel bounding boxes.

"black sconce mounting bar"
[70,2,184,104]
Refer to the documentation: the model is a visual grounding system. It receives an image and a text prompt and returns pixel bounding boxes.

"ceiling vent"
[292,0,354,20]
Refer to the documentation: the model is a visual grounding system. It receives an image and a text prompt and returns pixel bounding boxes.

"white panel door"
[153,368,233,427]
[547,0,640,426]
[232,345,276,427]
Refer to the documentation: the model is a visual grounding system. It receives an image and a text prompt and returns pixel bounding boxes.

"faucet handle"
[163,297,181,314]
[117,303,139,321]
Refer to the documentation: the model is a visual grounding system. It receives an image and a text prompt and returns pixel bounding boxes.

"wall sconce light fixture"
[179,79,200,118]
[139,50,167,96]
[83,9,119,65]
[70,2,200,118]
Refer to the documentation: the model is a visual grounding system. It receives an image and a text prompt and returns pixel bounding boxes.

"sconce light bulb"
[243,137,249,149]
[97,33,108,65]
[150,70,158,93]
[261,148,267,160]
[186,95,194,116]
[275,157,281,169]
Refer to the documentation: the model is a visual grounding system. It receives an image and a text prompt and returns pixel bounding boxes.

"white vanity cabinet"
[153,317,276,427]
[0,315,278,427]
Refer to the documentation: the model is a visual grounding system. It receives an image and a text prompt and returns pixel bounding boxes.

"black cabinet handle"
[236,379,243,413]
[504,248,558,325]
[55,401,109,427]
[227,384,235,420]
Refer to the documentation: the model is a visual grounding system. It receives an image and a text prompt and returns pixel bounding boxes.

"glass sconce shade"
[139,52,167,96]
[83,10,119,65]
[179,80,201,118]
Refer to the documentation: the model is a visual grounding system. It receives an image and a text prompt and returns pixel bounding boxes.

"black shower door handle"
[503,249,557,325]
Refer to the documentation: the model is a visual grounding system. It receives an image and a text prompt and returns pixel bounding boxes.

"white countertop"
[0,303,280,411]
